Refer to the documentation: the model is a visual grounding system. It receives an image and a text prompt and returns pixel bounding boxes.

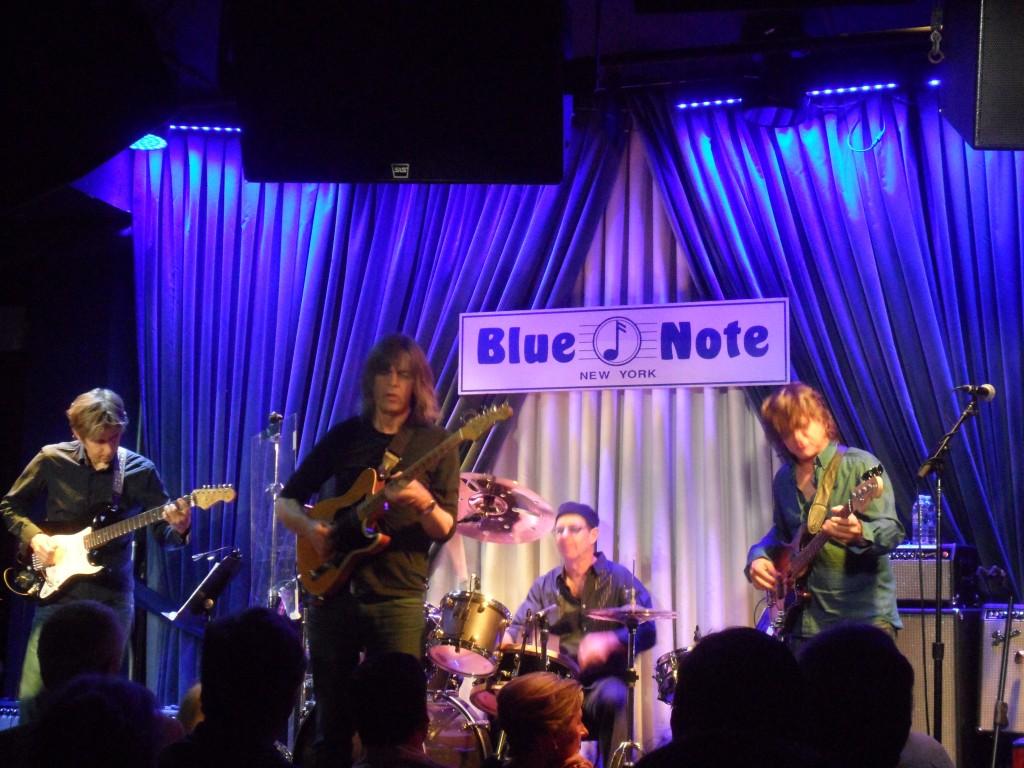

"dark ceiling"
[147,0,939,114]
[5,0,942,211]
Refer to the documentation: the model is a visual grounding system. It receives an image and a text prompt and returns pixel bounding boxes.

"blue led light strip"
[168,125,243,133]
[675,79,931,111]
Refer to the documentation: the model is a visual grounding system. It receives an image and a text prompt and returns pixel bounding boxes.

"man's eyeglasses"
[554,525,587,536]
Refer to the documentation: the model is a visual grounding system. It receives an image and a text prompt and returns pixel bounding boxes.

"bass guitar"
[297,404,512,597]
[760,465,884,640]
[4,485,236,601]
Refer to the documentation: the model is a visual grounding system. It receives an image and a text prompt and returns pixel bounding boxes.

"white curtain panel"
[430,130,779,750]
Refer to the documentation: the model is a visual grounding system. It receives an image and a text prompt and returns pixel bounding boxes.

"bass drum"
[293,697,490,767]
[425,693,491,768]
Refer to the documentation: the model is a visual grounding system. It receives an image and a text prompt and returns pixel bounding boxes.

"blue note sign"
[459,299,789,394]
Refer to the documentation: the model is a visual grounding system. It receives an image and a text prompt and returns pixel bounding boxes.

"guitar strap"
[806,446,846,534]
[379,427,413,478]
[112,446,128,510]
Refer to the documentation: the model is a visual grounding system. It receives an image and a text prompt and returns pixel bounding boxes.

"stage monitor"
[225,1,564,184]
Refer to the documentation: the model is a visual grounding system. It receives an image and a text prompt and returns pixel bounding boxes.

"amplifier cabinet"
[977,604,1024,734]
[896,607,980,767]
[890,544,976,604]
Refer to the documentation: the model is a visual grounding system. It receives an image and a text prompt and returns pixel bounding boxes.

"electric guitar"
[760,466,884,640]
[4,485,236,601]
[297,404,513,598]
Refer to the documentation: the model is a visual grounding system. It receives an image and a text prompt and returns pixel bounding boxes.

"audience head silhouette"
[199,607,305,738]
[34,674,163,768]
[798,623,913,768]
[38,600,125,691]
[497,671,588,767]
[351,652,430,750]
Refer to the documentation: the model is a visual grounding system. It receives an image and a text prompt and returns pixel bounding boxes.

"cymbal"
[456,473,554,544]
[585,606,677,625]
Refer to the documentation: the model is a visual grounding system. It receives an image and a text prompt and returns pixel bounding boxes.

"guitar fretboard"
[83,499,186,549]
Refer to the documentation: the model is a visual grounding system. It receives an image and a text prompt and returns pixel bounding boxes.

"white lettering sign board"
[458,299,789,394]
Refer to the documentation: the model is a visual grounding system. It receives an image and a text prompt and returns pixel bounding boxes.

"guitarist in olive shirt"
[746,382,904,648]
[275,334,459,768]
[1,388,191,719]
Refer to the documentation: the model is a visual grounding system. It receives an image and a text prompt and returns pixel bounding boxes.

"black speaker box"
[890,544,977,605]
[896,607,980,766]
[940,0,1024,149]
[225,1,564,184]
[977,604,1024,734]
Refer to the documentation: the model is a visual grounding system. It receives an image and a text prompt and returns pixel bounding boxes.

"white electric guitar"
[4,485,235,601]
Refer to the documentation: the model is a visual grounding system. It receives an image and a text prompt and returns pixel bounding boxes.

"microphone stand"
[917,394,982,744]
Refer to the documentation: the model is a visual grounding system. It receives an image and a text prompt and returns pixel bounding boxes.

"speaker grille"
[890,544,976,605]
[942,0,1024,149]
[977,604,1024,733]
[895,607,980,766]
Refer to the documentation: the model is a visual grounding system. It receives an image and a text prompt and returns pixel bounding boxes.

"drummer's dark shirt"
[280,416,459,599]
[509,552,657,684]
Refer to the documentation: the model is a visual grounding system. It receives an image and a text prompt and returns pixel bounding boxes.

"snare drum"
[469,644,579,717]
[653,647,691,704]
[428,590,511,677]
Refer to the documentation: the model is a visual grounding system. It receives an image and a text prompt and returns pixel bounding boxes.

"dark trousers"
[307,591,425,768]
[583,676,628,768]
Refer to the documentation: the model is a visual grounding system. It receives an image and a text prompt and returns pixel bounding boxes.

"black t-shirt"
[280,417,459,598]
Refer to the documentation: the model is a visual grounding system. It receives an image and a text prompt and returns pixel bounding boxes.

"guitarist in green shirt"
[746,382,904,648]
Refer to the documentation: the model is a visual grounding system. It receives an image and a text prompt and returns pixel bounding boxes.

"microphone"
[534,603,559,621]
[954,383,996,401]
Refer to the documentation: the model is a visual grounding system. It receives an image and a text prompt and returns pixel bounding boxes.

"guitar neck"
[84,502,174,549]
[359,430,465,520]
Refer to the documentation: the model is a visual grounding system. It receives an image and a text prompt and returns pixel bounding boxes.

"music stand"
[163,549,242,628]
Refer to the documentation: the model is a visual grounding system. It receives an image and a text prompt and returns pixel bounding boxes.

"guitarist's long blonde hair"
[360,334,440,427]
[760,382,840,463]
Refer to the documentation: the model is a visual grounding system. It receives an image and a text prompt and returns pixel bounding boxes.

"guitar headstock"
[849,465,884,514]
[457,403,513,441]
[190,484,237,510]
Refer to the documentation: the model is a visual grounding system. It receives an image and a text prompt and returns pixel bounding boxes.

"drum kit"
[291,474,683,768]
[415,474,681,768]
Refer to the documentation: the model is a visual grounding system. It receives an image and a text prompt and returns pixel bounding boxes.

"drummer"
[504,501,656,768]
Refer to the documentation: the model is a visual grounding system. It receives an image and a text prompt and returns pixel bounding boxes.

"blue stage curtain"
[130,110,625,703]
[630,88,1023,595]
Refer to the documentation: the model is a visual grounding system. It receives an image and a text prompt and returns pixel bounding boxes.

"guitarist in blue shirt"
[1,388,191,719]
[275,334,459,768]
[746,382,904,649]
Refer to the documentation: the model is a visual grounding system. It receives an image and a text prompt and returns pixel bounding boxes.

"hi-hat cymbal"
[456,473,554,544]
[585,606,677,625]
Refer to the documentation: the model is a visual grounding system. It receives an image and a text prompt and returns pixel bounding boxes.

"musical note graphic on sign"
[595,317,642,365]
[603,320,627,361]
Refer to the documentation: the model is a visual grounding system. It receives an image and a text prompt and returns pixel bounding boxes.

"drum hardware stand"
[609,615,643,768]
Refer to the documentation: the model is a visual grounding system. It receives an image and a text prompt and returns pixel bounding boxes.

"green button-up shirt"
[747,441,905,636]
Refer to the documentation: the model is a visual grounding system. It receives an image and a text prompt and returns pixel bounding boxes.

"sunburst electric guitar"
[297,404,513,598]
[4,485,236,601]
[760,466,884,640]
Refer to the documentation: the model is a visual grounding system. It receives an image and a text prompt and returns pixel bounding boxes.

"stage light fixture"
[129,134,168,151]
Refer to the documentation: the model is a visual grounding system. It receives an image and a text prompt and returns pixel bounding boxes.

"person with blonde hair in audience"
[496,671,592,768]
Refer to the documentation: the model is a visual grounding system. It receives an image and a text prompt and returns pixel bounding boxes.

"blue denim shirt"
[747,442,905,636]
[509,552,657,682]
